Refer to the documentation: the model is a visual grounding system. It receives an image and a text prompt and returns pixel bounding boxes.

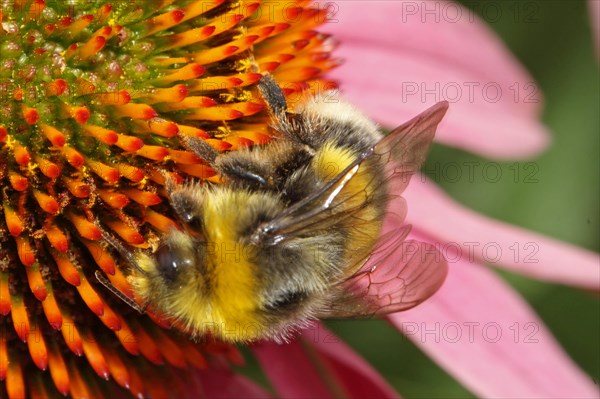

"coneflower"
[0,1,338,397]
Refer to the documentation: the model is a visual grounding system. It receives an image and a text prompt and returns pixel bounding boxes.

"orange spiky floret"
[0,0,339,397]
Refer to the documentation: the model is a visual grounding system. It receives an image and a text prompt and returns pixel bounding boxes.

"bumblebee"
[100,75,449,342]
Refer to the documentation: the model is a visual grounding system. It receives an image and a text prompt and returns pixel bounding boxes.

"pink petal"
[389,248,599,398]
[194,368,272,398]
[301,325,401,399]
[322,0,539,115]
[252,326,401,399]
[402,177,600,289]
[321,0,550,159]
[253,337,333,398]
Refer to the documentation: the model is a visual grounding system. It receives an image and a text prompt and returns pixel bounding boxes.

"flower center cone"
[0,1,339,397]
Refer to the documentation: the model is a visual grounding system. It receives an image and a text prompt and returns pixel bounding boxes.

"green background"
[242,1,600,397]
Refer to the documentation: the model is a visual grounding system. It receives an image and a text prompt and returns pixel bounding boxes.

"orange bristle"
[65,212,101,241]
[76,275,105,317]
[32,190,60,215]
[67,360,93,398]
[25,0,46,22]
[51,250,80,287]
[4,204,25,236]
[169,149,202,164]
[115,134,145,152]
[176,124,210,138]
[60,312,83,356]
[117,163,145,182]
[62,176,90,198]
[142,84,189,104]
[82,125,119,145]
[158,96,217,111]
[130,322,164,365]
[97,189,130,209]
[0,333,7,379]
[178,163,217,179]
[145,209,178,234]
[143,118,180,137]
[15,235,36,267]
[45,79,67,96]
[0,272,10,316]
[10,292,30,342]
[13,143,31,166]
[61,146,85,168]
[180,0,226,22]
[40,124,66,147]
[78,36,106,60]
[136,145,169,161]
[158,26,216,51]
[113,103,158,120]
[27,318,49,370]
[104,219,145,245]
[44,220,69,252]
[140,9,186,37]
[98,304,122,331]
[95,90,132,105]
[8,171,29,191]
[101,345,131,389]
[62,14,94,37]
[62,104,90,124]
[34,156,61,179]
[47,340,70,395]
[22,105,39,124]
[82,240,116,276]
[113,320,140,357]
[121,188,162,206]
[6,356,26,399]
[147,326,187,368]
[86,160,120,183]
[41,287,63,330]
[153,63,205,85]
[224,136,255,150]
[25,264,47,301]
[184,102,264,120]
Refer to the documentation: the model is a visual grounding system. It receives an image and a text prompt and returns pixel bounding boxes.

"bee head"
[126,185,343,341]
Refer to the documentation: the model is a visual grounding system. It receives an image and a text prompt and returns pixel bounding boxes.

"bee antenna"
[100,229,148,276]
[258,73,288,116]
[95,271,147,314]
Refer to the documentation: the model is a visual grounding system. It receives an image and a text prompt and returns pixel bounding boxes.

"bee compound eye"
[155,244,195,285]
[184,214,203,233]
[176,206,203,234]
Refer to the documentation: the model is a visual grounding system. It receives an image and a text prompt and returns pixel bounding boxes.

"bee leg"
[162,172,204,226]
[258,73,288,116]
[178,133,269,188]
[95,271,147,314]
[215,162,267,186]
[178,134,218,164]
[257,74,320,149]
[100,229,148,276]
[97,230,150,312]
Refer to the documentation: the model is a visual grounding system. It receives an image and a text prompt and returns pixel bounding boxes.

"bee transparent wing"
[251,101,449,246]
[376,101,449,177]
[319,227,448,318]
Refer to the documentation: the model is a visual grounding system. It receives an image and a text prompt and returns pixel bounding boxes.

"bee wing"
[319,227,448,318]
[251,101,449,246]
[375,101,449,197]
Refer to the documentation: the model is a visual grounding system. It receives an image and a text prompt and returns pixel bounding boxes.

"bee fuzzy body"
[105,75,450,343]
